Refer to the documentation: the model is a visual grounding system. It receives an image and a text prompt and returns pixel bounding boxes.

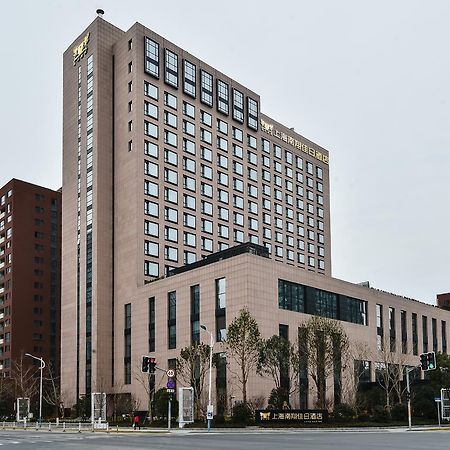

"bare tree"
[11,355,39,401]
[42,363,63,418]
[133,365,165,422]
[298,316,349,409]
[224,307,262,405]
[375,337,409,411]
[176,342,211,419]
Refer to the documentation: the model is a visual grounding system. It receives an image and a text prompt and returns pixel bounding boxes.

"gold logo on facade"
[73,32,90,65]
[260,119,329,165]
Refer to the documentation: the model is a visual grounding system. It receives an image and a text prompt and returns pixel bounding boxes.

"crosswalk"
[0,432,107,446]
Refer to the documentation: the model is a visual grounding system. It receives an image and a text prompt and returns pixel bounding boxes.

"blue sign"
[167,378,176,390]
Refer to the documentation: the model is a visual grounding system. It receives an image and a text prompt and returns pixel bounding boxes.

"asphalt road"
[0,429,449,449]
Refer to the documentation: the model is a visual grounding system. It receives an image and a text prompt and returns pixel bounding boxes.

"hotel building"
[0,179,61,376]
[61,14,449,411]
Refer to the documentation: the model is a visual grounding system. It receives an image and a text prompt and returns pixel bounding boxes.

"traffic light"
[141,356,150,373]
[420,351,436,371]
[141,356,156,373]
[149,357,156,374]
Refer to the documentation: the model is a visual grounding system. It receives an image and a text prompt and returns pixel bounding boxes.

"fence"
[0,420,115,433]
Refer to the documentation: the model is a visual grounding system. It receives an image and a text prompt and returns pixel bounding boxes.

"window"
[201,110,212,127]
[183,138,196,155]
[164,130,177,147]
[183,101,195,119]
[144,260,159,277]
[184,232,196,247]
[164,92,177,109]
[124,303,131,384]
[144,81,158,100]
[144,220,158,237]
[164,111,177,128]
[144,180,158,197]
[278,280,305,312]
[165,148,177,165]
[200,70,213,106]
[247,97,258,130]
[183,156,196,173]
[168,291,176,349]
[412,313,418,355]
[144,240,159,257]
[164,168,178,184]
[144,160,158,177]
[164,49,178,87]
[232,89,244,122]
[183,60,196,97]
[201,129,212,145]
[183,213,196,229]
[148,297,155,352]
[165,246,178,262]
[217,119,228,135]
[201,200,213,216]
[233,127,243,142]
[217,79,229,114]
[422,316,428,353]
[183,120,195,136]
[191,285,200,343]
[144,121,158,139]
[144,37,159,78]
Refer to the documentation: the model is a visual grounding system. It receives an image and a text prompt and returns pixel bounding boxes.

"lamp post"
[25,353,45,423]
[200,324,214,432]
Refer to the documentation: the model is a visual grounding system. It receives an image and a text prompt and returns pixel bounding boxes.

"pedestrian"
[133,414,140,430]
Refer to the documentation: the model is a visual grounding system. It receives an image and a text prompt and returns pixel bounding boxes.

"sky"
[0,0,449,305]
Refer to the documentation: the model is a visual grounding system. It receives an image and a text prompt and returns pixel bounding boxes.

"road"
[0,428,448,449]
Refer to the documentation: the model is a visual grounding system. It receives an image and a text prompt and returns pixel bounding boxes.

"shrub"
[372,405,389,423]
[390,403,407,421]
[267,387,289,410]
[232,402,253,425]
[333,403,356,422]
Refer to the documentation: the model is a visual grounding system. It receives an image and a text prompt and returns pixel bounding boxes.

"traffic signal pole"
[406,366,415,431]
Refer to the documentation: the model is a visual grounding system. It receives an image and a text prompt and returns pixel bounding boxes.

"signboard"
[207,404,214,420]
[167,378,176,390]
[167,369,175,378]
[91,392,107,422]
[441,388,450,420]
[16,398,30,422]
[255,409,327,424]
[178,387,194,426]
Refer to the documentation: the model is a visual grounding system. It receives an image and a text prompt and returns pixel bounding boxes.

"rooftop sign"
[260,119,329,165]
[73,32,90,66]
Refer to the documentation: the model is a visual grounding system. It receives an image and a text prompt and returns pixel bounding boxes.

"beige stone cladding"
[61,17,124,406]
[117,249,450,410]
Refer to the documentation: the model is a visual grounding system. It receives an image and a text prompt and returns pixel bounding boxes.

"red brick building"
[0,179,61,376]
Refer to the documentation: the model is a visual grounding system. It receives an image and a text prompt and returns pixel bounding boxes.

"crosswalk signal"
[420,351,436,371]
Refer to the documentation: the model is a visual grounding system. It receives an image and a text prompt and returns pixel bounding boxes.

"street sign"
[167,378,176,390]
[167,369,175,378]
[178,387,194,427]
[167,388,175,393]
[207,404,214,420]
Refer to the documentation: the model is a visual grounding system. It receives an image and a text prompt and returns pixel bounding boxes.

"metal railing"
[0,420,114,433]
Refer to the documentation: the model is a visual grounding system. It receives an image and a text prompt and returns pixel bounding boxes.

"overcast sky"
[1,0,449,305]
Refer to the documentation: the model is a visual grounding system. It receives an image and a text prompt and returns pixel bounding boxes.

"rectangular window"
[422,316,428,353]
[144,37,159,78]
[232,89,244,122]
[168,291,176,349]
[376,304,383,351]
[432,318,438,353]
[443,321,447,354]
[412,313,418,355]
[124,303,131,384]
[200,70,213,106]
[216,278,226,342]
[148,297,155,352]
[339,296,367,326]
[278,279,305,312]
[165,49,178,88]
[191,285,200,344]
[217,79,229,115]
[401,310,407,354]
[389,307,396,352]
[183,60,196,97]
[247,97,258,130]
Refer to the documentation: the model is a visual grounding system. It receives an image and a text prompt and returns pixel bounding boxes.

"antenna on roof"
[96,9,105,18]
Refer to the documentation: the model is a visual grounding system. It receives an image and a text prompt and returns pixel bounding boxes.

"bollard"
[35,422,38,431]
[48,422,52,432]
[13,422,16,430]
[106,422,109,433]
[91,421,95,433]
[24,418,27,429]
[63,422,66,432]
[116,424,119,433]
[2,421,5,430]
[78,422,81,433]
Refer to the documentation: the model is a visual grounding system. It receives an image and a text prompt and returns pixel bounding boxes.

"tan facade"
[62,15,332,408]
[107,245,450,411]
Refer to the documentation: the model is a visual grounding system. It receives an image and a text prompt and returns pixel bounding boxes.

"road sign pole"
[406,367,413,431]
[167,395,171,432]
[435,399,441,427]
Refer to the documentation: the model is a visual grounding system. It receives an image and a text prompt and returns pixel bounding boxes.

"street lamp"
[200,324,214,432]
[25,353,45,423]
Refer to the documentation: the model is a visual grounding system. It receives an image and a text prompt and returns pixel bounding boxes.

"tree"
[257,335,300,398]
[298,316,349,409]
[427,352,450,395]
[133,365,158,423]
[176,342,212,419]
[224,307,261,405]
[11,355,39,403]
[42,363,63,418]
[375,336,409,411]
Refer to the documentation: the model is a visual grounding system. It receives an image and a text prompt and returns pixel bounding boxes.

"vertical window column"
[148,297,155,352]
[401,310,407,354]
[124,304,131,384]
[376,304,383,351]
[432,318,438,353]
[422,316,428,353]
[389,307,396,352]
[412,313,418,355]
[215,278,226,342]
[168,291,176,349]
[190,285,200,344]
[442,321,447,354]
